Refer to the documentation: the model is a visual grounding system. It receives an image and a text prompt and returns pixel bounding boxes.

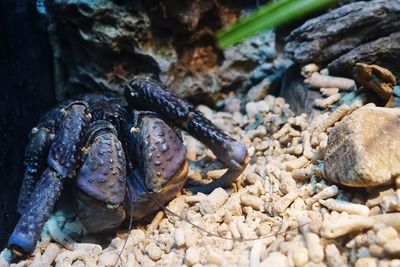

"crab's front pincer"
[126,77,249,193]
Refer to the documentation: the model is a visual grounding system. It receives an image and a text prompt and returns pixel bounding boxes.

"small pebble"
[185,247,201,266]
[146,242,163,261]
[174,228,185,247]
[199,188,229,215]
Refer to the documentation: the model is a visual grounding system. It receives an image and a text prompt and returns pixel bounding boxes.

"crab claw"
[126,77,249,193]
[75,120,127,233]
[125,113,189,219]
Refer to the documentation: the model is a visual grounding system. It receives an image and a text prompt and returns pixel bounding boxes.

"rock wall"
[284,0,400,80]
[44,0,282,102]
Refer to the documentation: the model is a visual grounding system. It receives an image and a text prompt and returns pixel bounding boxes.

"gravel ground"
[4,74,400,267]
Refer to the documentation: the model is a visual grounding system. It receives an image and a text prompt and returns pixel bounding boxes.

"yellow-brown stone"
[324,106,400,187]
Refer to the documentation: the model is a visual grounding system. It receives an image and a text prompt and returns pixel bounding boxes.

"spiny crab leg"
[17,127,53,214]
[8,103,91,256]
[17,106,66,213]
[125,77,250,193]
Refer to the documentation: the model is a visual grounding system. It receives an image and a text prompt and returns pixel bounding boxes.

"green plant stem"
[217,0,336,48]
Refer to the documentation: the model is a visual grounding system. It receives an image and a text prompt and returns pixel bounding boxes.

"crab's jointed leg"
[16,106,66,213]
[126,77,250,193]
[8,103,91,256]
[17,127,53,214]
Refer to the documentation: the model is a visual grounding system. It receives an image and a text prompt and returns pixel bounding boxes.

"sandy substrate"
[4,89,400,267]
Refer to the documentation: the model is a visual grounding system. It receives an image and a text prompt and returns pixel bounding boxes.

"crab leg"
[17,107,66,213]
[8,103,91,256]
[125,77,249,193]
[9,170,63,256]
[17,127,53,214]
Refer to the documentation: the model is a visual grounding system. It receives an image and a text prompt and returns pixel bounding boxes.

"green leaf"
[217,0,337,48]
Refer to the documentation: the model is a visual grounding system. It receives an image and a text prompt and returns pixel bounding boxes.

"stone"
[174,228,185,247]
[353,63,396,100]
[352,62,397,107]
[245,102,270,121]
[246,76,272,102]
[279,64,322,117]
[199,187,229,215]
[223,96,241,113]
[185,247,201,266]
[284,0,400,64]
[146,242,163,261]
[383,238,400,257]
[245,71,282,102]
[355,257,378,267]
[284,1,400,82]
[260,252,288,267]
[330,32,400,82]
[44,0,278,101]
[324,106,400,186]
[376,227,398,246]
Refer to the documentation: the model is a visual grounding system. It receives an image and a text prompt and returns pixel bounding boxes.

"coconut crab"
[7,77,249,258]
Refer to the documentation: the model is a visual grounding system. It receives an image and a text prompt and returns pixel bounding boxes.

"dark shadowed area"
[0,0,55,248]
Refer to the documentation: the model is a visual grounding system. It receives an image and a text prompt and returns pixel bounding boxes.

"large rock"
[324,106,400,187]
[44,0,278,100]
[329,32,400,81]
[284,0,400,64]
[284,0,400,80]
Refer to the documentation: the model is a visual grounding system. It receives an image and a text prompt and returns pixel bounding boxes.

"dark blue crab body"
[8,77,249,258]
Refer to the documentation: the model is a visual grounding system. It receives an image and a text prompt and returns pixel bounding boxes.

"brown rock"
[284,0,400,64]
[324,106,400,187]
[46,1,278,101]
[284,0,400,82]
[383,238,400,257]
[353,63,396,101]
[354,63,396,97]
[328,32,400,82]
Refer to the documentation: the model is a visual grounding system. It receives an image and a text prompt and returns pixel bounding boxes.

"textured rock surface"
[279,64,322,117]
[329,32,400,80]
[284,0,400,79]
[353,62,397,107]
[353,63,396,100]
[44,0,279,100]
[325,106,400,186]
[284,0,400,64]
